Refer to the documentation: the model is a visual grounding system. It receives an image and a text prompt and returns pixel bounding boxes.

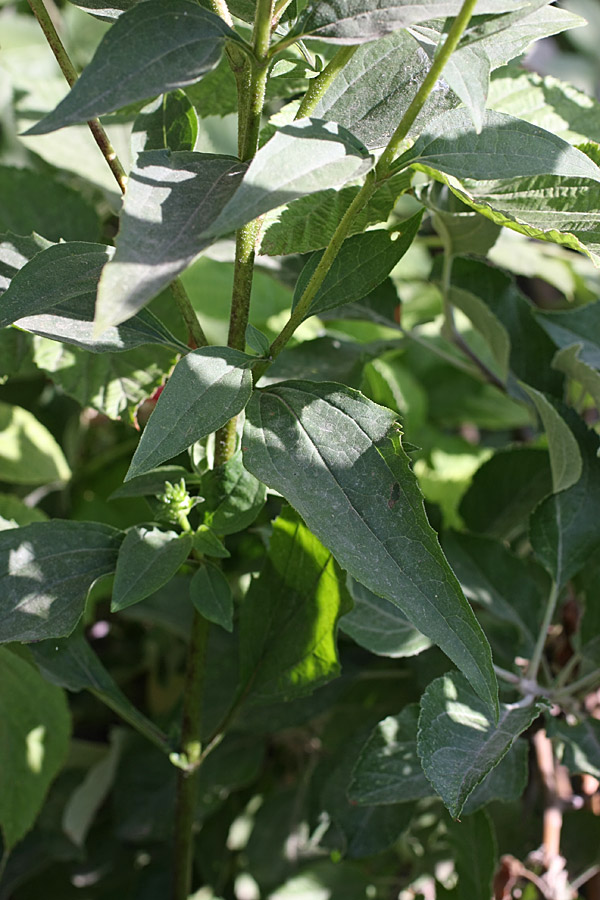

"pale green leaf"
[341,580,432,658]
[0,648,70,851]
[0,521,122,643]
[27,0,240,134]
[521,385,582,493]
[417,671,544,817]
[111,525,192,612]
[0,495,47,527]
[190,563,233,631]
[126,347,254,480]
[0,402,71,485]
[243,381,497,712]
[131,90,198,156]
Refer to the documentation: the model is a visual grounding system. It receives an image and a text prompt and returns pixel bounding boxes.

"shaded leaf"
[462,740,529,813]
[448,809,497,900]
[341,579,432,658]
[0,648,70,851]
[201,452,266,535]
[0,402,71,486]
[425,182,501,258]
[62,730,123,847]
[111,525,192,612]
[0,232,53,293]
[109,466,201,500]
[552,344,600,412]
[550,717,600,779]
[190,563,233,631]
[293,213,422,319]
[0,167,99,242]
[239,506,352,703]
[27,0,240,134]
[534,302,600,370]
[448,286,510,380]
[521,385,582,493]
[417,671,544,817]
[126,347,254,480]
[131,90,198,155]
[243,380,497,712]
[0,521,122,642]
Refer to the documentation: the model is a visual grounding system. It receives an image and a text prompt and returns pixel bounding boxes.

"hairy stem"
[209,0,234,27]
[296,46,358,119]
[171,279,208,349]
[529,580,560,682]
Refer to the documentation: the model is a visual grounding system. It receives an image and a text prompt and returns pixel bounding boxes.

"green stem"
[209,0,234,27]
[555,667,600,700]
[529,580,560,682]
[375,0,480,178]
[171,278,208,349]
[554,652,581,690]
[295,46,358,119]
[172,611,210,900]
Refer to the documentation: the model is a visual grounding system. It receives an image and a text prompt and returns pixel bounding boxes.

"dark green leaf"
[96,152,245,328]
[292,213,422,319]
[0,402,71,486]
[460,447,552,540]
[530,413,600,587]
[243,380,497,712]
[521,385,582,493]
[349,704,433,805]
[293,0,528,43]
[312,31,458,149]
[534,302,600,370]
[64,0,136,19]
[201,452,266,535]
[239,506,352,703]
[341,579,432,657]
[0,168,99,242]
[0,232,52,293]
[0,648,71,851]
[111,525,192,612]
[417,671,544,817]
[192,526,231,558]
[110,466,201,500]
[27,0,240,134]
[448,809,497,900]
[126,347,254,480]
[395,109,600,181]
[0,521,122,643]
[190,563,233,631]
[462,740,529,813]
[132,90,199,155]
[550,717,600,779]
[425,183,501,257]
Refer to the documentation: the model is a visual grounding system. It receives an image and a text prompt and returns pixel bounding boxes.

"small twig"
[295,46,358,119]
[530,581,560,682]
[170,279,208,349]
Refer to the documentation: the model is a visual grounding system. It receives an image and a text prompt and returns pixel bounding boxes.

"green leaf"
[269,863,373,900]
[0,232,52,294]
[0,521,122,642]
[0,402,71,485]
[0,242,187,353]
[520,385,582,493]
[534,302,600,370]
[530,412,600,587]
[448,286,510,380]
[205,119,374,238]
[32,337,178,422]
[462,740,529,813]
[192,526,230,558]
[239,506,352,704]
[109,466,201,500]
[62,730,122,848]
[425,183,501,258]
[63,0,136,19]
[293,0,528,43]
[552,344,600,413]
[0,495,47,527]
[201,452,266,535]
[30,630,169,753]
[341,580,432,658]
[26,0,240,135]
[460,447,552,540]
[447,809,497,900]
[260,171,412,257]
[312,32,458,150]
[292,213,423,319]
[441,531,544,654]
[126,347,254,480]
[0,648,70,851]
[243,381,497,713]
[396,110,600,182]
[417,671,544,817]
[550,717,600,778]
[348,704,433,805]
[95,152,245,329]
[190,563,233,631]
[0,167,99,242]
[131,90,199,155]
[111,525,192,612]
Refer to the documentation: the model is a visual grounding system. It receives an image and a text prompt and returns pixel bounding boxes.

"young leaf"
[292,213,423,319]
[243,381,497,713]
[395,109,600,182]
[126,347,255,480]
[341,580,432,658]
[239,506,352,704]
[26,0,241,135]
[311,32,458,150]
[417,671,544,817]
[348,704,433,805]
[96,153,246,329]
[201,452,266,535]
[520,385,582,493]
[447,809,497,900]
[292,0,531,44]
[0,648,71,852]
[530,412,600,587]
[131,90,199,156]
[190,563,233,631]
[111,525,192,612]
[0,401,71,485]
[0,521,122,643]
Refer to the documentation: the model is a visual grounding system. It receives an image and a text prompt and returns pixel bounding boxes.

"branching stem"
[529,580,560,682]
[296,46,358,119]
